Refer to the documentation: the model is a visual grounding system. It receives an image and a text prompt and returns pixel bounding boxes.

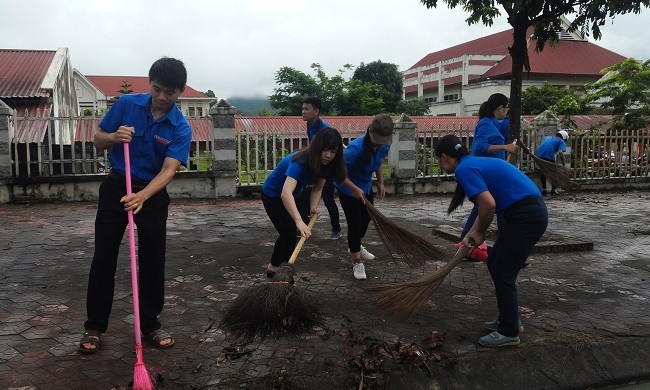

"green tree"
[352,60,403,112]
[117,79,133,95]
[420,0,649,141]
[268,64,323,115]
[268,63,387,115]
[396,98,430,116]
[204,90,216,97]
[522,83,591,115]
[586,58,650,131]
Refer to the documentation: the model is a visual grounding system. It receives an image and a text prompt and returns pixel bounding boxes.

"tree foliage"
[521,83,591,115]
[352,60,403,113]
[396,98,431,116]
[269,62,406,116]
[586,58,650,131]
[419,0,650,140]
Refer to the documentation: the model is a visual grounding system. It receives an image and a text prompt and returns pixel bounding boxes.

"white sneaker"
[360,245,375,260]
[353,263,367,280]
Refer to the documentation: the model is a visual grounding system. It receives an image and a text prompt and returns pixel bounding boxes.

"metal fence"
[9,111,650,183]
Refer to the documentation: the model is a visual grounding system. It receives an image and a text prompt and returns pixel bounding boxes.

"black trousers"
[262,193,298,267]
[84,172,169,334]
[338,191,373,253]
[539,157,555,190]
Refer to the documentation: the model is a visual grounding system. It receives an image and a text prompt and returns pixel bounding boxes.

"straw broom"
[124,144,154,390]
[367,246,470,320]
[364,199,445,267]
[220,215,322,340]
[517,139,578,190]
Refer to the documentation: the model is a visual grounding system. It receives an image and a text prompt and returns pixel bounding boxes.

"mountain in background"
[225,96,277,116]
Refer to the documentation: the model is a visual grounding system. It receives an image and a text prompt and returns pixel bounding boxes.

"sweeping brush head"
[220,275,322,340]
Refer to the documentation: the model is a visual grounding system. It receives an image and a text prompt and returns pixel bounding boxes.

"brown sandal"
[78,330,101,354]
[144,329,174,349]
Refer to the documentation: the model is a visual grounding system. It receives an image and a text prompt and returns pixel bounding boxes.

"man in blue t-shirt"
[297,96,342,239]
[79,57,191,354]
[535,130,568,195]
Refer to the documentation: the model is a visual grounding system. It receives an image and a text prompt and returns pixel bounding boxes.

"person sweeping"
[535,130,569,195]
[435,134,547,347]
[261,127,349,278]
[334,114,392,280]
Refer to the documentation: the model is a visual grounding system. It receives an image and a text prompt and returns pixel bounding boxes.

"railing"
[8,111,650,184]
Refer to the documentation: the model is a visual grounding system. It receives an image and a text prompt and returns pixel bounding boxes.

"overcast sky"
[1,0,648,100]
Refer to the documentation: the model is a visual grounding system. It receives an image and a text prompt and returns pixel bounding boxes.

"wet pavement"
[0,191,649,389]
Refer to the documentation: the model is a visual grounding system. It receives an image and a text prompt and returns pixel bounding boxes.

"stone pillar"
[390,114,417,178]
[209,99,238,197]
[0,105,12,202]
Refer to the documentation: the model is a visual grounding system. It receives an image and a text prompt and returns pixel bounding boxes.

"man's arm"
[94,127,134,151]
[122,157,180,213]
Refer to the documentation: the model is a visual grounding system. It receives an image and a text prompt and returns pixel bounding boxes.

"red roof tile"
[0,49,56,98]
[409,26,626,82]
[408,28,513,69]
[482,39,626,79]
[85,75,206,98]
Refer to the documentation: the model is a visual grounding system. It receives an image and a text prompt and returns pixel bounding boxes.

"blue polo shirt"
[335,135,389,196]
[100,93,192,182]
[307,118,330,141]
[262,152,318,198]
[471,116,510,159]
[455,155,541,212]
[536,136,566,161]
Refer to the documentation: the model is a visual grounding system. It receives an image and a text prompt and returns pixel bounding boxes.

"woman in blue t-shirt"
[436,134,548,348]
[334,114,393,280]
[261,128,347,278]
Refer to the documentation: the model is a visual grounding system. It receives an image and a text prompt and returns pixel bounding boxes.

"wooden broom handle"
[288,214,320,265]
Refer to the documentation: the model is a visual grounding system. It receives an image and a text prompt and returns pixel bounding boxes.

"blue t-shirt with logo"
[100,93,192,182]
[471,116,510,159]
[536,136,566,161]
[262,152,318,198]
[307,118,330,141]
[455,155,541,212]
[335,135,389,196]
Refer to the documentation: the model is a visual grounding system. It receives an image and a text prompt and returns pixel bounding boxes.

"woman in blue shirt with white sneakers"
[436,134,547,348]
[261,128,348,278]
[335,114,393,280]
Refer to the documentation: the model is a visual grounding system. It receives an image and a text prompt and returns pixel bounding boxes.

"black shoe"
[550,189,559,195]
[541,189,548,195]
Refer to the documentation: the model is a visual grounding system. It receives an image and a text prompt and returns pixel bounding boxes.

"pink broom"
[124,143,155,390]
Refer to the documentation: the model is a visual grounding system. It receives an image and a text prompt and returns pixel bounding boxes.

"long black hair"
[435,134,470,215]
[293,127,347,182]
[478,93,508,119]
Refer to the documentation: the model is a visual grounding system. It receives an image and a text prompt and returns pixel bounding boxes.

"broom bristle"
[220,265,321,340]
[367,247,469,319]
[364,201,445,267]
[133,346,154,390]
[517,140,578,189]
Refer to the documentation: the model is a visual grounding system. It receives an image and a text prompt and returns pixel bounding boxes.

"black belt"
[506,196,540,212]
[108,170,150,188]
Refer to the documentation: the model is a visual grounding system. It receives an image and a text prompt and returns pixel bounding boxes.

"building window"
[188,107,195,116]
[443,93,459,101]
[424,97,438,104]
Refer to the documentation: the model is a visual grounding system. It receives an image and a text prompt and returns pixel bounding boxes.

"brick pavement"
[0,191,649,389]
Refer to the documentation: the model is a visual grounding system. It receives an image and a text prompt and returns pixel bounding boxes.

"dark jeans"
[487,196,548,337]
[297,182,341,232]
[460,205,504,241]
[262,193,298,267]
[85,172,169,335]
[338,191,373,253]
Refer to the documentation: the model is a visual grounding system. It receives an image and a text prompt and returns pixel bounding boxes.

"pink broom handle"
[124,142,143,347]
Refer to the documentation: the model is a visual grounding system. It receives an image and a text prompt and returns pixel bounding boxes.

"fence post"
[390,113,417,178]
[209,99,238,197]
[0,106,12,202]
